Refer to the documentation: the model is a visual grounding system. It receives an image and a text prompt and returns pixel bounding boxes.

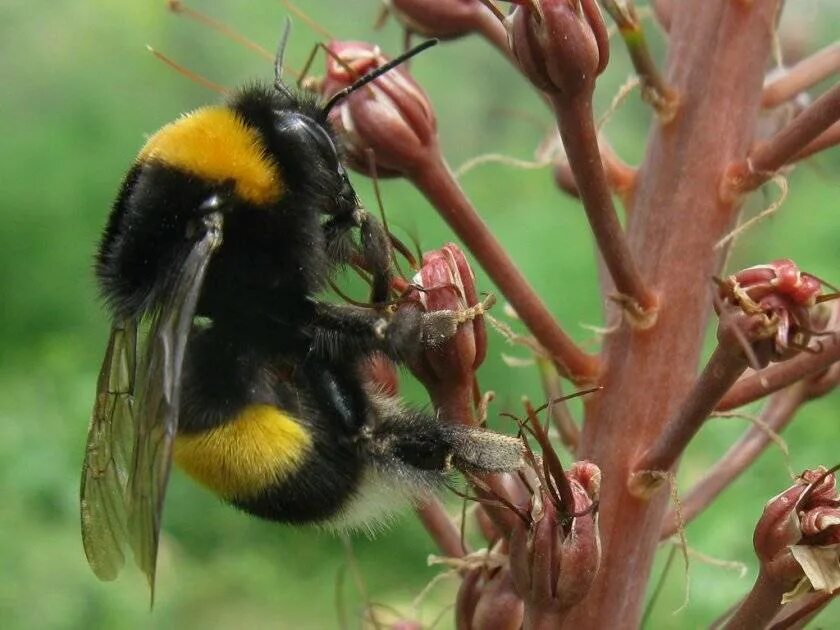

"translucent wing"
[80,318,138,580]
[126,212,224,601]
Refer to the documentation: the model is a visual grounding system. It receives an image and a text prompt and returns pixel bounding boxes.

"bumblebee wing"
[125,212,224,600]
[80,318,139,580]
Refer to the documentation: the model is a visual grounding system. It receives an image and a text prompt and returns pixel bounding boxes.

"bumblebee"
[80,31,522,595]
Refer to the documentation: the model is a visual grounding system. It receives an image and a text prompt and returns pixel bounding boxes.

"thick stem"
[724,81,840,195]
[722,570,789,630]
[567,1,780,626]
[551,91,657,323]
[660,384,805,539]
[762,42,840,109]
[629,342,749,498]
[717,332,840,411]
[409,155,600,383]
[415,497,469,558]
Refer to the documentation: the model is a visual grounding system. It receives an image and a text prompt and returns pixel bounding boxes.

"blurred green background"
[1,1,838,628]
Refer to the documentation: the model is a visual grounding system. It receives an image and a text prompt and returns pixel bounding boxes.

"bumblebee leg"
[362,394,523,484]
[310,296,493,363]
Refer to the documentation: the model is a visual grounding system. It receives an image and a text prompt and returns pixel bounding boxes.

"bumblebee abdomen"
[173,403,313,501]
[139,106,284,206]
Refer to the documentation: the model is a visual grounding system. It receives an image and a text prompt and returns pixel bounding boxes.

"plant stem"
[724,81,840,195]
[660,384,805,538]
[717,332,840,411]
[762,42,840,109]
[602,0,679,121]
[415,497,468,558]
[722,570,789,630]
[551,91,657,323]
[566,1,781,625]
[409,155,600,383]
[630,342,749,497]
[791,120,840,162]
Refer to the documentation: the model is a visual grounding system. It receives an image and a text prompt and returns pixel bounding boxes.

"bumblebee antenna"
[274,17,295,100]
[321,38,438,116]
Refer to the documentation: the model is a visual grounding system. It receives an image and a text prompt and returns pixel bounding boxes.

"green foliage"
[1,2,838,628]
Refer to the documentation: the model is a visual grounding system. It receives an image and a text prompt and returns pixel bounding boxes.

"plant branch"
[553,136,637,207]
[409,154,601,383]
[601,0,679,121]
[717,331,840,411]
[551,91,658,325]
[762,42,840,109]
[660,383,805,539]
[415,497,469,559]
[723,81,840,195]
[791,120,840,162]
[722,570,790,630]
[629,341,749,498]
[768,589,840,629]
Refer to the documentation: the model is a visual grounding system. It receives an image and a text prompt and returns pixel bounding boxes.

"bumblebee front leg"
[310,296,494,363]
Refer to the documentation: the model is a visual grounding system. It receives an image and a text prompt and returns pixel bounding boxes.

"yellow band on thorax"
[174,404,311,500]
[138,106,283,205]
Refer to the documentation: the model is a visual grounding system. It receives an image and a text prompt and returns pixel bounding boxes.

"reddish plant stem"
[551,91,657,321]
[629,342,749,497]
[415,497,469,558]
[724,81,840,195]
[791,120,840,162]
[717,332,840,411]
[768,590,840,629]
[408,154,600,383]
[722,570,789,630]
[660,383,805,539]
[554,138,637,208]
[762,42,840,109]
[567,1,781,626]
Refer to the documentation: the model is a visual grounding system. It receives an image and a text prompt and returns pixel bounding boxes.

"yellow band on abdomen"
[174,404,311,500]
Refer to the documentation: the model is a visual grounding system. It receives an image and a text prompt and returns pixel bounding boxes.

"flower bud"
[389,0,492,40]
[402,243,488,424]
[471,567,525,630]
[507,0,608,97]
[509,460,601,619]
[754,466,840,598]
[318,41,437,177]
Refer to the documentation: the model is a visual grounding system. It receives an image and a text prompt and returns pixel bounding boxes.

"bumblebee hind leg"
[362,394,524,487]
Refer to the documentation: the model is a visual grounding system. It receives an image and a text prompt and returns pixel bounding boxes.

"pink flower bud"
[318,41,437,177]
[754,466,840,591]
[389,0,493,40]
[507,0,608,97]
[465,566,525,630]
[509,461,601,620]
[402,243,488,424]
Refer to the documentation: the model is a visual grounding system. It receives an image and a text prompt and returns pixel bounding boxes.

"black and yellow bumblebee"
[80,29,523,596]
